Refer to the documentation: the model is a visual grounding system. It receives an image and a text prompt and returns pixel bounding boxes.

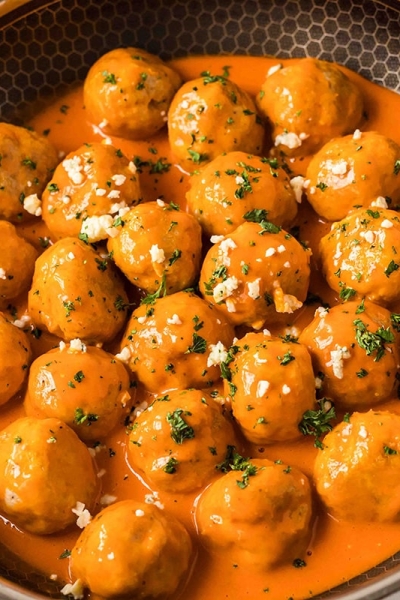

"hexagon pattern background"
[0,0,400,597]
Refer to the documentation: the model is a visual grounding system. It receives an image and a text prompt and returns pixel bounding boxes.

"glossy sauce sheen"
[2,55,400,600]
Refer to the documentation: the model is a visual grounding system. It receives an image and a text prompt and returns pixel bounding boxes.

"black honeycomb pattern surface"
[1,0,400,598]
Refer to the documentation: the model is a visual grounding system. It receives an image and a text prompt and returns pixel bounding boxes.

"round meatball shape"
[84,47,182,139]
[0,221,38,307]
[0,417,98,534]
[0,313,32,406]
[71,500,192,599]
[186,151,298,237]
[256,58,363,157]
[128,389,236,493]
[196,458,312,568]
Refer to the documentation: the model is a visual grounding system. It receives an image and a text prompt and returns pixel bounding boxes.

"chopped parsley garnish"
[384,260,399,278]
[102,70,117,84]
[47,183,59,193]
[21,157,36,170]
[168,249,182,266]
[187,149,208,164]
[216,446,259,489]
[141,274,167,305]
[356,368,369,378]
[279,350,295,366]
[74,408,99,425]
[59,549,71,559]
[166,409,195,444]
[200,70,227,85]
[163,457,179,473]
[316,182,328,191]
[394,160,400,176]
[73,370,85,383]
[259,221,282,235]
[383,445,398,455]
[243,208,269,223]
[299,399,336,449]
[339,286,356,302]
[185,333,207,354]
[353,318,394,361]
[63,300,75,317]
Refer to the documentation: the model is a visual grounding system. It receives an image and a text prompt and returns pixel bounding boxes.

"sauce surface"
[2,55,400,600]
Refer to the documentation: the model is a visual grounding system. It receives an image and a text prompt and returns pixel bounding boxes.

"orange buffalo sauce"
[2,55,400,600]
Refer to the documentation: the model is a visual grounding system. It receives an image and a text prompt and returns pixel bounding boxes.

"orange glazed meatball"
[319,208,400,307]
[70,500,192,599]
[168,74,264,167]
[306,131,400,221]
[314,411,400,522]
[299,301,399,409]
[223,332,316,444]
[0,313,32,406]
[83,47,182,140]
[0,221,38,308]
[0,417,97,534]
[119,291,234,393]
[0,122,58,222]
[25,342,133,441]
[196,457,312,568]
[28,237,128,343]
[256,58,363,157]
[128,389,236,493]
[186,151,298,237]
[107,199,202,294]
[199,221,311,329]
[41,142,141,240]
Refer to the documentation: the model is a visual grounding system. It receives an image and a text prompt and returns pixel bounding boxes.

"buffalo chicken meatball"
[0,417,98,534]
[306,131,400,221]
[25,342,133,441]
[0,122,58,222]
[28,237,128,343]
[199,221,311,329]
[196,457,312,568]
[314,411,400,522]
[119,291,234,393]
[70,500,192,599]
[0,313,32,406]
[256,58,363,157]
[107,199,202,294]
[186,151,298,237]
[129,389,236,493]
[0,221,38,308]
[319,208,400,307]
[41,142,141,240]
[223,332,316,444]
[83,47,182,140]
[299,301,400,409]
[168,74,264,167]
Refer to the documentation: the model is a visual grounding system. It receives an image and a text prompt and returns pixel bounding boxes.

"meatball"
[28,237,128,343]
[128,389,236,493]
[107,199,202,294]
[199,221,311,329]
[83,47,182,140]
[70,500,192,599]
[25,342,133,441]
[119,291,234,393]
[299,301,399,409]
[0,221,38,307]
[223,332,316,443]
[305,131,400,221]
[0,417,98,534]
[186,151,298,237]
[256,58,363,157]
[196,456,312,568]
[314,410,400,522]
[41,142,141,240]
[168,74,264,167]
[319,208,400,306]
[0,313,32,406]
[0,122,58,222]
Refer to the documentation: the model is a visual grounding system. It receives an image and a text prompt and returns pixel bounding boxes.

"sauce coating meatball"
[107,199,202,294]
[0,221,38,307]
[314,411,400,522]
[28,237,128,343]
[25,342,133,441]
[0,417,97,534]
[256,58,363,157]
[128,389,236,493]
[70,499,192,599]
[0,313,32,406]
[186,151,298,237]
[196,457,312,568]
[299,301,399,409]
[41,142,141,240]
[0,122,58,222]
[306,131,400,221]
[119,291,234,393]
[168,74,264,167]
[319,208,400,306]
[83,47,182,140]
[223,332,316,443]
[199,221,311,328]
